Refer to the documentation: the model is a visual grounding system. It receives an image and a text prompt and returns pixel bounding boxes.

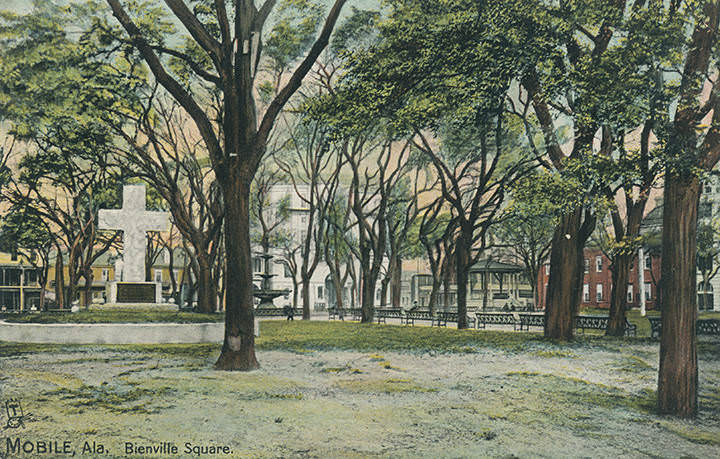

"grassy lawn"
[1,321,719,457]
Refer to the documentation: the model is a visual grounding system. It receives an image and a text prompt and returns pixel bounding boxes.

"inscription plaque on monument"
[116,283,156,303]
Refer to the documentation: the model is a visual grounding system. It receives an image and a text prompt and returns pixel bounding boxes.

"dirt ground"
[1,336,720,458]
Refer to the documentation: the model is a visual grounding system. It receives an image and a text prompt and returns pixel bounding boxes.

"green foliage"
[0,208,53,257]
[329,6,380,56]
[264,0,325,71]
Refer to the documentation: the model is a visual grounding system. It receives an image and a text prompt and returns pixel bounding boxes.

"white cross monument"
[99,184,170,305]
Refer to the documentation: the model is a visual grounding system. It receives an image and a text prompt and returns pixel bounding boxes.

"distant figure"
[411,300,419,311]
[283,304,294,321]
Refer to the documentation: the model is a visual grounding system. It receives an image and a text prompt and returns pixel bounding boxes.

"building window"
[317,285,324,299]
[596,256,602,272]
[253,257,263,273]
[284,264,292,278]
[645,256,651,270]
[23,269,38,286]
[698,282,714,310]
[596,284,603,302]
[584,259,589,273]
[627,285,633,303]
[583,284,589,302]
[154,269,162,283]
[301,214,307,224]
[644,283,652,300]
[101,269,109,282]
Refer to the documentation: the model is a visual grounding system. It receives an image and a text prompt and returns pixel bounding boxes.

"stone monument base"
[106,281,163,304]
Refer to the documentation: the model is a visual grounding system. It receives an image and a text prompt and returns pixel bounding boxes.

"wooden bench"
[648,317,720,339]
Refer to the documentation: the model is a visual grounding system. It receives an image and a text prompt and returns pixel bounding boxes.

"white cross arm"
[98,209,125,231]
[142,211,171,232]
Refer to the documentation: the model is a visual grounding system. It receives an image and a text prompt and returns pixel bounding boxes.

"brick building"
[536,248,662,311]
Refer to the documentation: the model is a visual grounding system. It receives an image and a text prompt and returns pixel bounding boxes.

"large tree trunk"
[55,251,65,308]
[360,266,376,323]
[291,276,299,308]
[455,233,470,329]
[607,253,631,336]
[333,276,344,311]
[530,268,539,311]
[67,268,78,308]
[168,248,177,299]
[442,261,451,311]
[215,180,258,371]
[658,174,700,417]
[544,209,584,340]
[82,268,93,308]
[196,256,217,313]
[359,240,375,322]
[391,253,402,309]
[428,276,440,314]
[301,278,311,320]
[379,275,390,308]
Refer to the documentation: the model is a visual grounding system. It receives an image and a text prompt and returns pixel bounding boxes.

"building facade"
[0,252,43,311]
[536,248,663,311]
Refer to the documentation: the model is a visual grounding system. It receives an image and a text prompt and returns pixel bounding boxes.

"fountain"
[253,251,290,308]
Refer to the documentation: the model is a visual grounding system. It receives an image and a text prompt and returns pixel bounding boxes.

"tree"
[116,95,226,313]
[325,0,542,326]
[696,218,720,309]
[322,193,354,313]
[381,172,423,309]
[104,0,348,370]
[413,119,536,328]
[415,203,454,313]
[0,1,125,308]
[344,137,409,323]
[0,208,54,309]
[657,0,720,418]
[275,118,343,319]
[494,175,556,309]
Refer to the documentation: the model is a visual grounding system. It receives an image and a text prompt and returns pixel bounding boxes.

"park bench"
[375,308,404,324]
[648,317,662,339]
[352,308,362,321]
[328,307,347,320]
[518,313,545,330]
[648,317,720,339]
[475,312,519,329]
[433,311,476,328]
[254,307,302,317]
[402,310,434,326]
[574,315,637,337]
[698,319,720,335]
